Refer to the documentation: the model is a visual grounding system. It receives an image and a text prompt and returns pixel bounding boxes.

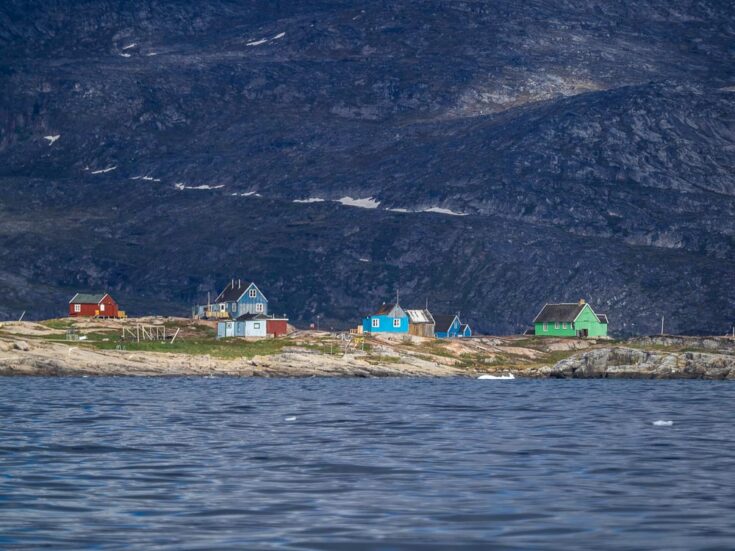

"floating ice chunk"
[90,166,117,174]
[285,416,297,422]
[358,258,370,262]
[293,197,326,203]
[122,43,137,50]
[421,207,468,216]
[387,208,410,213]
[478,374,515,380]
[120,53,131,58]
[130,176,161,182]
[146,52,158,57]
[247,38,269,46]
[44,135,60,145]
[336,196,380,209]
[272,32,286,40]
[652,420,674,426]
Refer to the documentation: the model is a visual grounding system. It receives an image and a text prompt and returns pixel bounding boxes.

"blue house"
[209,279,269,319]
[434,314,472,338]
[362,302,409,334]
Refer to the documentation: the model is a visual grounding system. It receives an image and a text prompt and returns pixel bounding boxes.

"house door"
[225,322,235,337]
[577,329,589,338]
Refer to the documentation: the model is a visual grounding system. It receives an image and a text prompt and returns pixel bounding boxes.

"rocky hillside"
[1,1,734,334]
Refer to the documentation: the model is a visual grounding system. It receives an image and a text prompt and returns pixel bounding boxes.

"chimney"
[579,298,586,305]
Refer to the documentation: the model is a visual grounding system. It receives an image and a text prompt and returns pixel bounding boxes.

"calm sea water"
[1,378,734,550]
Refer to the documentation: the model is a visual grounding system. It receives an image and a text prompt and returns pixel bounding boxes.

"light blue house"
[362,302,409,334]
[434,314,472,338]
[217,313,268,339]
[211,280,269,319]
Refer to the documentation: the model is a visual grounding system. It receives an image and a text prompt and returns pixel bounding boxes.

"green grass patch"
[83,337,291,359]
[40,319,75,330]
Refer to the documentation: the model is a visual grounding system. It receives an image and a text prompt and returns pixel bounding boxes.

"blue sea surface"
[1,377,734,550]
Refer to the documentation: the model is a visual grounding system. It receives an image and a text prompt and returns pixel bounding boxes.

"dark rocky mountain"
[1,0,734,335]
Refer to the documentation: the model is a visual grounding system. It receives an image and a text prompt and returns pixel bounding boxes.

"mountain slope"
[0,0,733,334]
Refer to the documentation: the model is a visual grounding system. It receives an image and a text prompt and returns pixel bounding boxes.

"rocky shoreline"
[0,321,733,379]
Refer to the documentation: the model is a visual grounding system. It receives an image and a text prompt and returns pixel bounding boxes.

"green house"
[533,300,608,338]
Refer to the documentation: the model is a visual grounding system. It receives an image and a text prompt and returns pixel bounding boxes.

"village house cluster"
[67,285,609,340]
[358,302,472,339]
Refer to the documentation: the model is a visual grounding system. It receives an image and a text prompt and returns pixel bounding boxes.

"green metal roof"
[70,293,107,304]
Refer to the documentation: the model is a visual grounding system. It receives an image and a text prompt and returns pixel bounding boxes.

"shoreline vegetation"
[0,318,733,379]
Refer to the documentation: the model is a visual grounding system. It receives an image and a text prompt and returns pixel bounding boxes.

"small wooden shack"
[69,293,121,318]
[406,309,435,338]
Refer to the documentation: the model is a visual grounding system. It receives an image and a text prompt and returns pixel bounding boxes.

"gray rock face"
[546,347,735,379]
[0,1,734,334]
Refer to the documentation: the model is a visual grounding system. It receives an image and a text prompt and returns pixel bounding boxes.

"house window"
[372,318,379,328]
[256,303,264,313]
[393,318,401,328]
[554,322,560,329]
[562,322,567,329]
[232,303,237,312]
[249,289,257,298]
[220,304,226,312]
[543,322,548,332]
[100,304,105,312]
[74,304,81,313]
[254,323,261,329]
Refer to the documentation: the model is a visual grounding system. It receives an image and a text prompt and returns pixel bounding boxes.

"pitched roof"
[69,293,107,304]
[533,303,586,323]
[434,314,459,333]
[406,309,434,324]
[374,303,398,315]
[215,280,265,303]
[597,314,609,324]
[460,324,470,333]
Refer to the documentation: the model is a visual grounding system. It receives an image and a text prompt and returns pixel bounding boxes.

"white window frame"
[100,304,105,312]
[372,318,380,328]
[74,304,81,313]
[232,303,237,312]
[543,322,548,332]
[562,322,567,329]
[554,322,560,329]
[255,303,264,313]
[249,289,257,298]
[393,318,401,328]
[254,322,261,329]
[220,304,226,312]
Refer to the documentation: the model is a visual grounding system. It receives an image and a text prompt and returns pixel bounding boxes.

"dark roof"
[215,280,251,303]
[70,292,107,304]
[460,324,470,332]
[533,303,586,323]
[597,314,609,324]
[374,303,397,315]
[235,313,269,321]
[434,314,459,332]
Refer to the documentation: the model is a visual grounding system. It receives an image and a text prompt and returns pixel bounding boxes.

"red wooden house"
[69,293,120,318]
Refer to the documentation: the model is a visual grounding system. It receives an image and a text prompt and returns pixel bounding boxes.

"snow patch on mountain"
[336,197,380,209]
[90,166,117,174]
[175,183,224,191]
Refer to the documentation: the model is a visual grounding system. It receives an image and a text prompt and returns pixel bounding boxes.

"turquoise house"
[362,303,409,334]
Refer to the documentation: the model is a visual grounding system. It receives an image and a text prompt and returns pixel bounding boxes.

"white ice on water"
[336,196,380,209]
[652,420,674,426]
[44,135,60,145]
[90,166,117,174]
[175,183,224,191]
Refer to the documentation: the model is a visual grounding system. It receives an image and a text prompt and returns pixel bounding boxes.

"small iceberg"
[652,420,673,426]
[478,374,515,380]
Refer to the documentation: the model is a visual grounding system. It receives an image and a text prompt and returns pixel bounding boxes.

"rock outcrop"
[538,347,735,379]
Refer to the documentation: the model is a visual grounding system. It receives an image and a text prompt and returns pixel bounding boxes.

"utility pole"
[661,315,665,336]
